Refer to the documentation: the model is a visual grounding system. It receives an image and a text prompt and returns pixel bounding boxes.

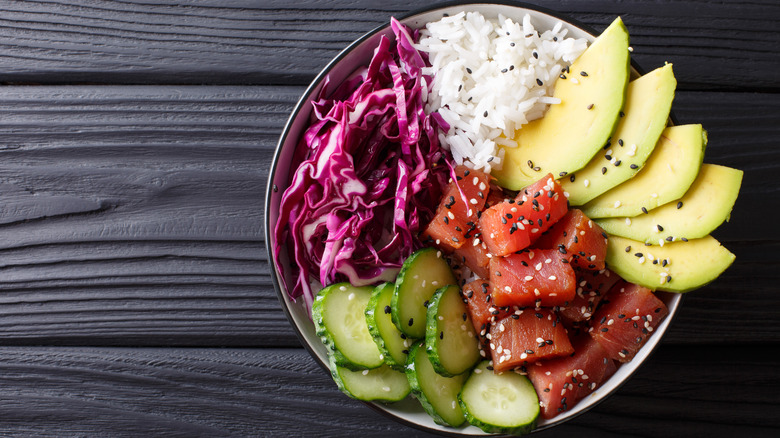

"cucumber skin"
[328,354,410,403]
[425,285,480,377]
[405,342,467,427]
[365,282,407,371]
[458,361,539,435]
[312,282,381,371]
[391,247,456,339]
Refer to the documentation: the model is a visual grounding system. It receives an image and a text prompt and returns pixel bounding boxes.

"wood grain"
[0,346,776,437]
[0,0,776,89]
[0,85,776,347]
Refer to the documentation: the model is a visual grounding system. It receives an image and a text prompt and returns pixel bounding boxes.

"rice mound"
[416,12,588,174]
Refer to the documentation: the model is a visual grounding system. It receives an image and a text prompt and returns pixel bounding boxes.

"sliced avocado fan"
[562,63,676,205]
[606,234,735,293]
[581,124,706,219]
[596,164,743,244]
[492,17,631,190]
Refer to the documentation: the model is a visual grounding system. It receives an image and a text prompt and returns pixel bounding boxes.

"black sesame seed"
[439,331,444,339]
[601,167,607,175]
[677,201,683,209]
[580,71,588,77]
[536,78,543,86]
[510,42,516,47]
[570,174,575,182]
[630,164,638,169]
[635,252,643,257]
[533,51,538,59]
[587,103,594,110]
[483,110,489,117]
[618,139,624,146]
[641,207,648,214]
[466,67,472,74]
[408,318,414,326]
[528,160,534,168]
[384,305,391,314]
[657,224,664,231]
[501,68,508,73]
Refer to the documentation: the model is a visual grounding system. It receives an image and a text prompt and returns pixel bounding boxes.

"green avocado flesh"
[596,164,743,243]
[492,17,630,190]
[561,63,676,205]
[581,124,706,219]
[606,234,735,292]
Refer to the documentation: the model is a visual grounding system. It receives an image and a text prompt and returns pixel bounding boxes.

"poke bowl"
[266,1,698,435]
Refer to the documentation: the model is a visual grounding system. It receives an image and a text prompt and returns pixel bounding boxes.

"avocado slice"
[581,124,706,219]
[596,164,743,243]
[492,17,630,190]
[561,64,676,205]
[606,235,735,293]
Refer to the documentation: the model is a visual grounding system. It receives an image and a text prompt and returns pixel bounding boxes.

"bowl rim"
[264,1,683,435]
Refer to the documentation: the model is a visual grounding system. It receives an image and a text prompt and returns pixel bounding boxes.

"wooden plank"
[0,85,776,347]
[0,346,776,436]
[0,0,776,89]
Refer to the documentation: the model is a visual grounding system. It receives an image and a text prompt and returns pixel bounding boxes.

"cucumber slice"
[405,342,467,427]
[313,282,383,370]
[329,356,410,402]
[425,285,480,377]
[392,248,457,339]
[459,361,539,435]
[365,282,410,371]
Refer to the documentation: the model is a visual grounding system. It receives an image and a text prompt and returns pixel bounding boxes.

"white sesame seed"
[548,275,557,280]
[583,179,590,187]
[614,200,622,208]
[625,217,631,225]
[524,276,534,281]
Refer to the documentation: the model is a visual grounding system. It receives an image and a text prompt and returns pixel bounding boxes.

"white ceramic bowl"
[266,2,682,435]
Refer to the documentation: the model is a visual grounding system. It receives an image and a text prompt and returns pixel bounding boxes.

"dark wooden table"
[0,1,777,436]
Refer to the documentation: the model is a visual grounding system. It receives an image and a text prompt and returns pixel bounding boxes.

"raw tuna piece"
[450,226,491,278]
[534,209,608,270]
[489,249,576,308]
[479,174,568,257]
[462,279,511,338]
[422,166,490,267]
[488,309,573,373]
[589,281,669,362]
[526,335,617,419]
[559,268,620,325]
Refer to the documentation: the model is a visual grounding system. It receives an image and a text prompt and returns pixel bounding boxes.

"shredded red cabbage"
[274,18,451,308]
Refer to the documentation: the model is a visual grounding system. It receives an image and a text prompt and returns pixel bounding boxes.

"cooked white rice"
[416,12,588,173]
